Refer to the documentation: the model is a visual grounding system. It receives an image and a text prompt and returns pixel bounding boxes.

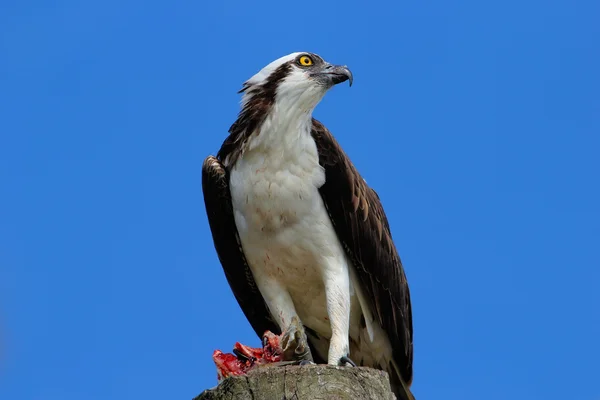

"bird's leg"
[280,316,314,364]
[247,277,314,366]
[323,261,356,367]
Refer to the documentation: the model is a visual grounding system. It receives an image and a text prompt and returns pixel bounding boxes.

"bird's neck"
[247,98,315,155]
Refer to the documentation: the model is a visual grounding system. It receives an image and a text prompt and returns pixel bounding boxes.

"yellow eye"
[298,55,313,66]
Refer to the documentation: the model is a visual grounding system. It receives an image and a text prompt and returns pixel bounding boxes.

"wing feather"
[311,120,414,387]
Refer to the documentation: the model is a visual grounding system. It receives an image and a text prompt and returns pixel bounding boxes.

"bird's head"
[239,52,353,114]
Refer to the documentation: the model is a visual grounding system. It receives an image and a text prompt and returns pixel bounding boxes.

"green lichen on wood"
[195,364,395,400]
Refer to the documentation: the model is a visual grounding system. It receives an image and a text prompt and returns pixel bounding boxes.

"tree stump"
[194,364,396,400]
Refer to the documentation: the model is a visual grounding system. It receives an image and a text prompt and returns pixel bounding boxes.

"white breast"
[229,132,324,237]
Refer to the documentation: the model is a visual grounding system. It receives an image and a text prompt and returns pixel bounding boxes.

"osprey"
[202,52,415,400]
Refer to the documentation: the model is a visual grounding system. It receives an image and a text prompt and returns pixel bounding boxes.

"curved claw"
[339,355,356,367]
[233,348,252,362]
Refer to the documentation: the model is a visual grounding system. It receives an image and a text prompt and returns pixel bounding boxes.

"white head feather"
[245,52,303,87]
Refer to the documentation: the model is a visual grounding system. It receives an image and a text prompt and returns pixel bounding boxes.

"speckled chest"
[228,134,325,237]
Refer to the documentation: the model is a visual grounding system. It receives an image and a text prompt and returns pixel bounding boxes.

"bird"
[202,51,415,400]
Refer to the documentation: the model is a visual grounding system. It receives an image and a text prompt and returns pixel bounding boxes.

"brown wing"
[201,156,280,338]
[311,120,414,386]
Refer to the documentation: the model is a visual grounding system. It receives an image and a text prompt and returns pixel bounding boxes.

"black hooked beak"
[314,63,353,87]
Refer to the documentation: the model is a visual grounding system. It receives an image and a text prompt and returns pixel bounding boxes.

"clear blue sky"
[1,0,598,399]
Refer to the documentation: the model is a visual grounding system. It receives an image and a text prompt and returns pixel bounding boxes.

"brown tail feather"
[387,360,416,400]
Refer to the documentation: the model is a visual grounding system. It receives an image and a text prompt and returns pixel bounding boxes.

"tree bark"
[194,364,395,400]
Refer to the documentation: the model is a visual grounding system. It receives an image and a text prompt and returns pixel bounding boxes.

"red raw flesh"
[259,331,283,363]
[213,350,247,380]
[212,330,283,381]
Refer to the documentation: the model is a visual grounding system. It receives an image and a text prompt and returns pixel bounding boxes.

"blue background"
[1,0,598,399]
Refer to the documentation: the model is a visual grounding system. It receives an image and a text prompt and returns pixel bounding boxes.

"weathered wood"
[195,364,395,400]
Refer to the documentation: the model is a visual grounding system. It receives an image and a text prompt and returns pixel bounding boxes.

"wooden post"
[195,364,396,400]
